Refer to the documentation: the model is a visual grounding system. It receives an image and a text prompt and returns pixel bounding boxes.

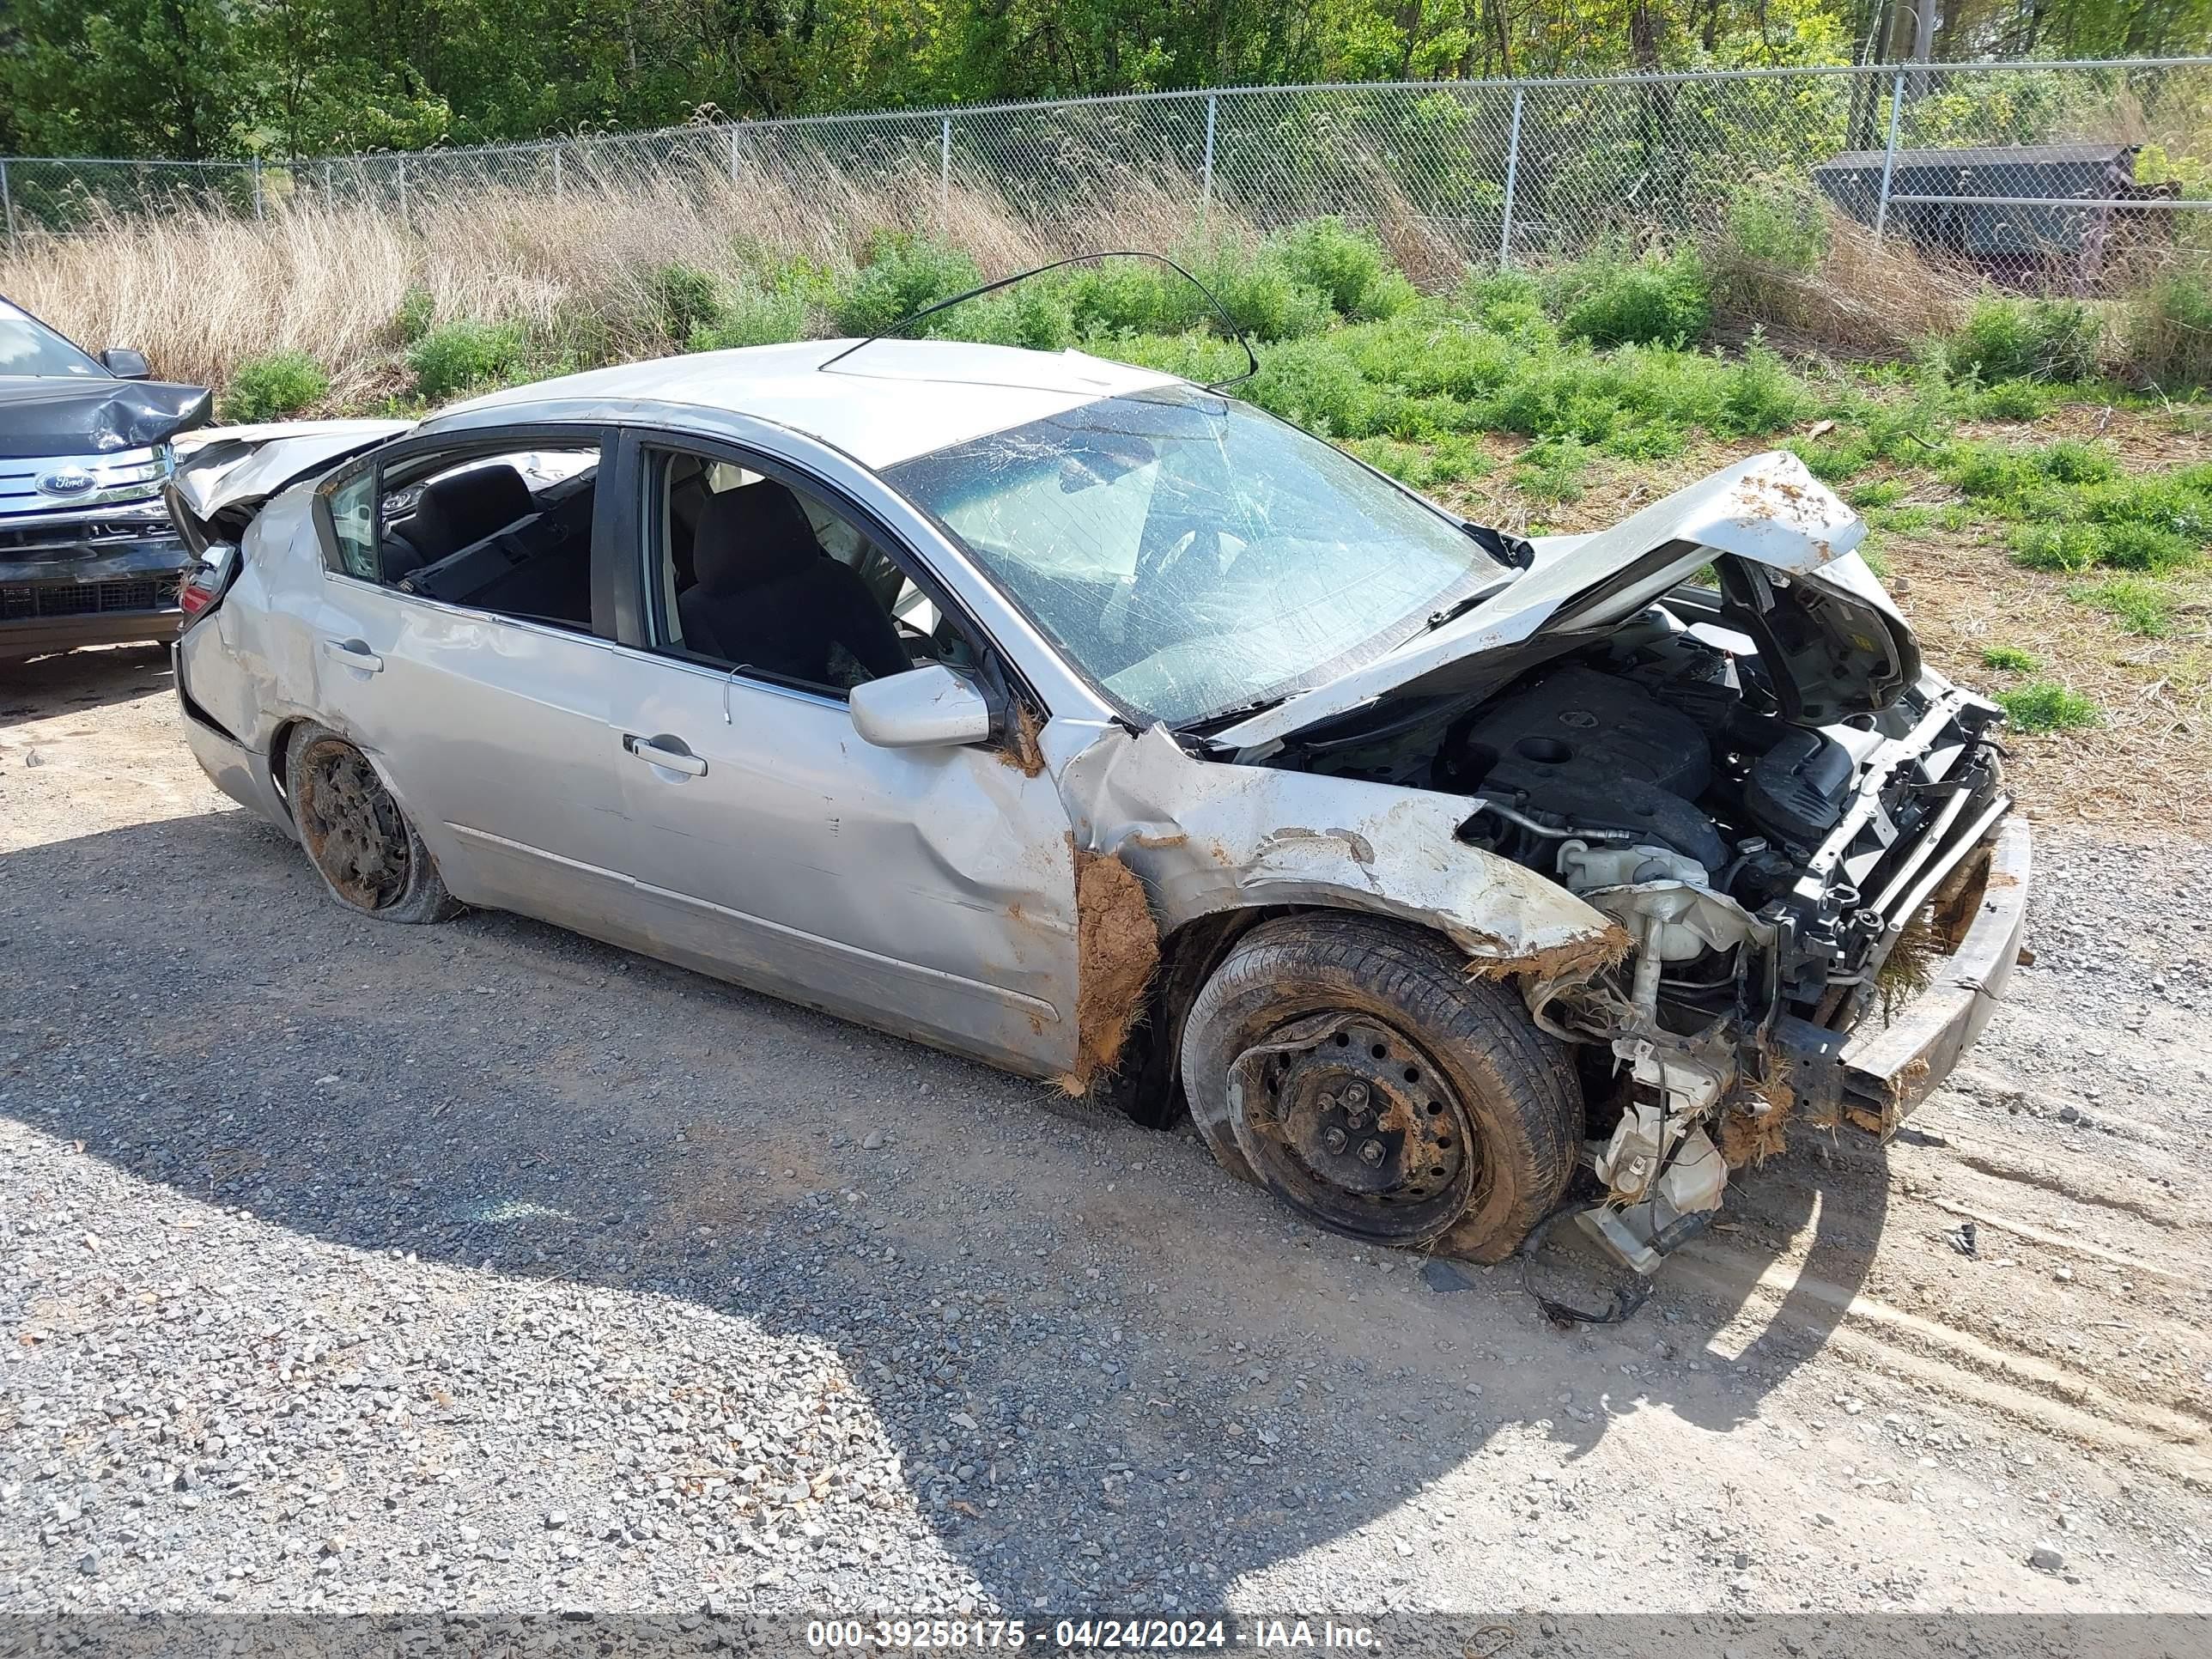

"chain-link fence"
[4,58,2209,283]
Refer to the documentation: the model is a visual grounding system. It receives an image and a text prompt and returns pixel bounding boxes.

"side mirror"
[100,348,152,380]
[849,664,994,750]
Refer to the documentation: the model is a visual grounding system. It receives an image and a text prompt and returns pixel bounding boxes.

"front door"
[602,435,1083,1077]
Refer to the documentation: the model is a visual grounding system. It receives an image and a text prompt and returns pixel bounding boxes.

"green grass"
[216,349,329,422]
[1980,643,2039,672]
[2068,576,2174,636]
[1514,435,1592,502]
[1994,681,2103,733]
[405,320,529,402]
[1946,296,2101,384]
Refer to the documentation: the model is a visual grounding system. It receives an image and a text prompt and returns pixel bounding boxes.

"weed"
[216,349,330,422]
[1515,435,1591,501]
[2095,520,2200,573]
[1979,643,2038,672]
[1970,378,2057,421]
[1271,217,1414,321]
[1722,180,1828,272]
[2125,269,2212,392]
[1946,296,2101,383]
[688,281,810,349]
[2008,522,2105,573]
[1994,681,2102,732]
[2069,575,2173,635]
[1848,480,1906,509]
[1865,504,1936,534]
[836,235,982,337]
[647,263,723,343]
[1559,248,1712,347]
[393,286,435,345]
[406,319,527,402]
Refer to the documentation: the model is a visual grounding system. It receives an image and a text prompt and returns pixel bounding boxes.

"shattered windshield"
[887,385,1510,726]
[0,300,104,380]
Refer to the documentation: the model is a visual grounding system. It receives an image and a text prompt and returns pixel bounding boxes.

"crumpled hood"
[0,375,212,459]
[1212,451,1911,749]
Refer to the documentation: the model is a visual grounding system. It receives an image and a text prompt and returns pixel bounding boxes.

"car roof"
[438,338,1183,470]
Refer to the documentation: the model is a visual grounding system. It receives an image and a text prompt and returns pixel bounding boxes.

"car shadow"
[0,641,175,727]
[0,802,1887,1609]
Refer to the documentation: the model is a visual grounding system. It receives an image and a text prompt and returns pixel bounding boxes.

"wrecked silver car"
[167,339,2029,1275]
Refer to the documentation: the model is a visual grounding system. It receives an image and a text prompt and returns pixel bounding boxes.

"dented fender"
[1051,721,1629,980]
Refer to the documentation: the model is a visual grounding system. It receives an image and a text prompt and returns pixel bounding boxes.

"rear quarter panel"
[176,483,325,753]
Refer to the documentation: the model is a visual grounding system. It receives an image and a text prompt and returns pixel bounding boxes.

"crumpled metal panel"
[0,377,210,460]
[1053,720,1628,978]
[170,419,410,521]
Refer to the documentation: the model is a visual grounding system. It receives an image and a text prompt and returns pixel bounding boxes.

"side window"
[324,466,380,581]
[374,442,602,631]
[644,446,975,695]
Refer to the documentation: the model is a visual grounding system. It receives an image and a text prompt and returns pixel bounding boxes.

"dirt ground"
[3,644,2212,1627]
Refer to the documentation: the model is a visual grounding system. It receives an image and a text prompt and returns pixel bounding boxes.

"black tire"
[286,721,460,924]
[1179,913,1583,1262]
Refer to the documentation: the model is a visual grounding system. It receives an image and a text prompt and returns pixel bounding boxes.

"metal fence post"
[553,143,564,197]
[939,116,951,233]
[397,153,410,226]
[1498,86,1525,266]
[729,125,741,184]
[1874,70,1907,240]
[0,160,15,248]
[1200,94,1217,232]
[251,155,264,220]
[323,158,335,204]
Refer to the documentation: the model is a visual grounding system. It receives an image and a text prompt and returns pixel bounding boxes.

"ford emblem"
[38,468,95,495]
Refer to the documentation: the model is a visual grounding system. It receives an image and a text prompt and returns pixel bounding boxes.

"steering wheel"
[1132,520,1224,620]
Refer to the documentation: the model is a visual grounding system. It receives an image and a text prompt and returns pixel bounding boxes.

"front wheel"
[286,721,459,924]
[1179,914,1583,1261]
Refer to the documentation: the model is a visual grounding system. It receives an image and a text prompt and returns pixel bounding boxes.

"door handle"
[623,734,708,777]
[323,637,383,672]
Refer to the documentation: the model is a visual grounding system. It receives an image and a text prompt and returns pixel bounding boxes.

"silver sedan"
[167,339,2028,1274]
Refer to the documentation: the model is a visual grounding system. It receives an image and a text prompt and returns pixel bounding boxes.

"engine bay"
[1289,593,2007,1037]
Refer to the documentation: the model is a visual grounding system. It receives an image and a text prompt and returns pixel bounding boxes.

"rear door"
[303,426,650,937]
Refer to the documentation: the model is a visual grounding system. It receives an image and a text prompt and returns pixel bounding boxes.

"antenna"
[816,251,1260,392]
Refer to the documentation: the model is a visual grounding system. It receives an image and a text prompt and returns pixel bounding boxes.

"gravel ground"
[4,646,2212,1629]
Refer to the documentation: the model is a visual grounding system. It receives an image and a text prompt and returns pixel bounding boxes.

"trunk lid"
[169,419,410,532]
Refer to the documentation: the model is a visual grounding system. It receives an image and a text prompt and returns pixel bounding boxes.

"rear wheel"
[286,722,459,924]
[1179,913,1582,1261]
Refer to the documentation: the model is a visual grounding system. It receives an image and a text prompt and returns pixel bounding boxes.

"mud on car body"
[165,339,2029,1278]
[0,296,212,662]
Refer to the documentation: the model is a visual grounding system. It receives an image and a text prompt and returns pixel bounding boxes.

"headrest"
[692,479,824,595]
[411,464,533,553]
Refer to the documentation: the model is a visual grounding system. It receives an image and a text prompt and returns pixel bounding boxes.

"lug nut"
[1358,1139,1386,1168]
[1321,1127,1348,1155]
[1343,1081,1369,1109]
[1316,1092,1336,1112]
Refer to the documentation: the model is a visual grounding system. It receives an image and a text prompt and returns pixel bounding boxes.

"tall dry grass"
[1708,210,1981,358]
[0,157,1250,398]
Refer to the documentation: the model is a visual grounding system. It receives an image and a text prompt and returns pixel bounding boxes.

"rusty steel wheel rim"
[295,739,410,912]
[1244,1018,1484,1244]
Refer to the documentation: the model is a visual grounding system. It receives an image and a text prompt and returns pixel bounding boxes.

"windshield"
[0,300,104,380]
[887,385,1509,726]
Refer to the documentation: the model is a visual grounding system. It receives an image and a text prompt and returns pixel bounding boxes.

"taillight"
[177,540,239,629]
